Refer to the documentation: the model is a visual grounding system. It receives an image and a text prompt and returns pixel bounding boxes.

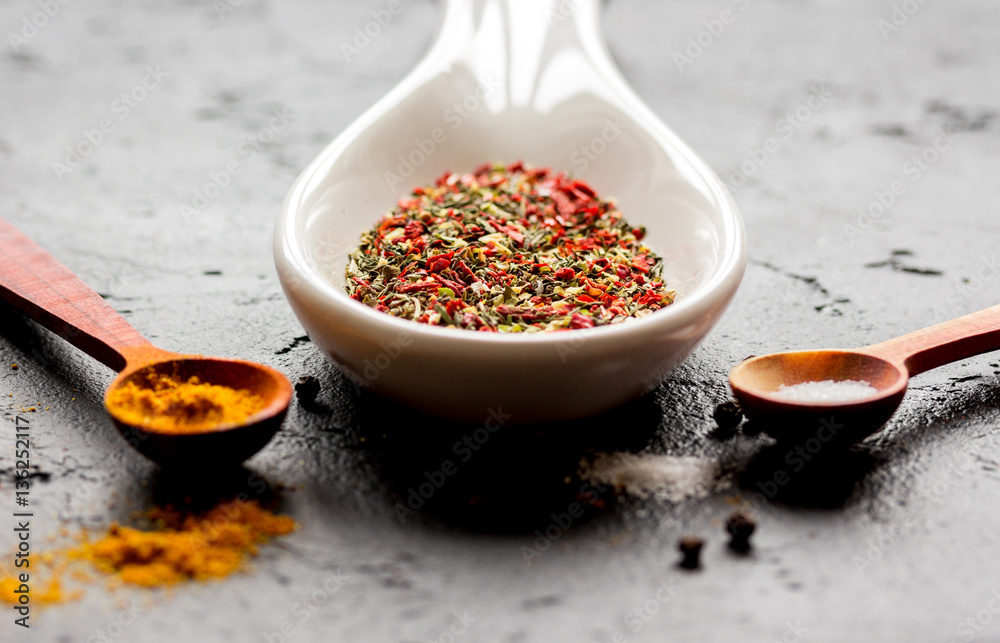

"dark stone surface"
[2,0,999,641]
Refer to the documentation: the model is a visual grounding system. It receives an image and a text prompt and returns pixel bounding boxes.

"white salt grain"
[578,453,729,502]
[775,379,879,403]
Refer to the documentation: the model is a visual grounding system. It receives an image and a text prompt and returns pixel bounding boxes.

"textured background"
[2,0,1000,641]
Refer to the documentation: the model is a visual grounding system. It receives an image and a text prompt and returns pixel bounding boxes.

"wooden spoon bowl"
[730,350,908,444]
[730,305,1000,445]
[107,352,292,466]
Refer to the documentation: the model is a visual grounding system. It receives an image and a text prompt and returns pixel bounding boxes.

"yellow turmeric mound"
[106,374,267,434]
[71,500,296,586]
[0,499,295,604]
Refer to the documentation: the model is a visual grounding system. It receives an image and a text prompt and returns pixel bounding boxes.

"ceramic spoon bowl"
[275,0,746,423]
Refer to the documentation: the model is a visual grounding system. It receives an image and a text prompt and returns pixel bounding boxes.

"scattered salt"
[774,379,878,403]
[578,453,729,502]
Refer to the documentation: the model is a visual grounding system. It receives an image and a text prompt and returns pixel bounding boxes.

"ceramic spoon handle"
[435,0,605,103]
[0,217,151,371]
[863,304,1000,376]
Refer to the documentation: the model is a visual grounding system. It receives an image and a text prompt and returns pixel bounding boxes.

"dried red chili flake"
[345,162,675,332]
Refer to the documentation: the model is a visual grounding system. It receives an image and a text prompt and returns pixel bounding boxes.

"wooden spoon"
[729,305,1000,444]
[0,217,292,466]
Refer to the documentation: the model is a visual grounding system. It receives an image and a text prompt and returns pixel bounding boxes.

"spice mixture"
[346,162,674,332]
[106,373,267,433]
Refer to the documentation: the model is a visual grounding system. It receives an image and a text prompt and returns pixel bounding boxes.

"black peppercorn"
[726,511,756,553]
[294,376,321,404]
[712,401,743,438]
[678,535,704,570]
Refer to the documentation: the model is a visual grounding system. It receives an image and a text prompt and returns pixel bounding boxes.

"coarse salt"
[774,379,879,403]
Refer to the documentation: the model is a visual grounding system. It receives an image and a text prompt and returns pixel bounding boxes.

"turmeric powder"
[0,499,295,605]
[0,576,77,606]
[71,499,295,586]
[106,374,266,434]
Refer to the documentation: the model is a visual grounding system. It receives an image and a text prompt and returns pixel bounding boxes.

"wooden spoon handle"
[863,304,1000,376]
[0,217,152,372]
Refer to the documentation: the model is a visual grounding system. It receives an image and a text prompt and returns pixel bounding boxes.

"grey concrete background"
[2,0,1000,641]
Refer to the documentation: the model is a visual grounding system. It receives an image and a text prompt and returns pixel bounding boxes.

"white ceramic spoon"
[275,0,746,423]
